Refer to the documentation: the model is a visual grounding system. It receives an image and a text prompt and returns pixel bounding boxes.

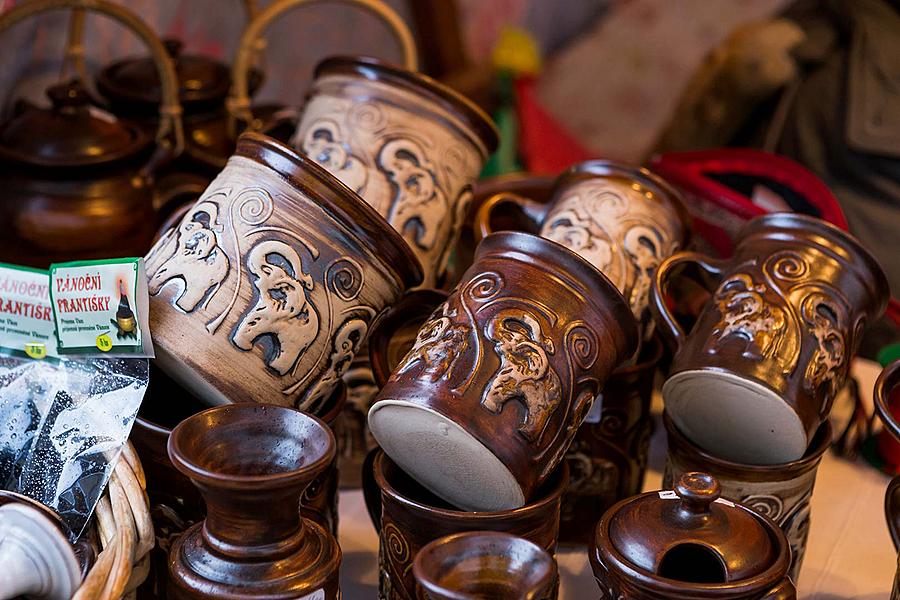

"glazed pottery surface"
[167,404,341,599]
[651,213,889,464]
[591,472,795,599]
[369,231,637,511]
[363,450,566,600]
[559,335,663,545]
[146,132,422,413]
[663,413,831,583]
[474,160,688,327]
[413,531,557,600]
[874,360,900,600]
[292,56,498,289]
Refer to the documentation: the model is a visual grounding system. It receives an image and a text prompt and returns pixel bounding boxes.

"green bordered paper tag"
[0,263,58,360]
[49,258,154,357]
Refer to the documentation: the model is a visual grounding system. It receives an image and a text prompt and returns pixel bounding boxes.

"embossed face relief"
[299,119,368,194]
[395,303,469,383]
[231,240,319,376]
[707,273,787,362]
[482,310,562,443]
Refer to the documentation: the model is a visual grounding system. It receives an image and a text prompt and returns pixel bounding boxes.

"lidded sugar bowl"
[591,472,796,599]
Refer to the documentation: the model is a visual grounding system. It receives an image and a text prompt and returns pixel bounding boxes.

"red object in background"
[878,383,900,473]
[650,149,849,256]
[514,77,593,174]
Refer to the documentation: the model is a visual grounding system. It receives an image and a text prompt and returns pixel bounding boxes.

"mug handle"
[369,289,448,388]
[875,361,900,442]
[649,251,727,353]
[760,578,797,600]
[473,192,549,242]
[361,448,382,531]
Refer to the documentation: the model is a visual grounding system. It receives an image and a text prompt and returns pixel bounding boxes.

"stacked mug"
[650,213,890,583]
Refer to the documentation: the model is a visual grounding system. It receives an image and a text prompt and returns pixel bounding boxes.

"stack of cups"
[650,213,890,582]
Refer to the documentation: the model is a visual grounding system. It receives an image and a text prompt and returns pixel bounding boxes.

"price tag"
[658,490,678,500]
[96,333,113,352]
[24,342,46,359]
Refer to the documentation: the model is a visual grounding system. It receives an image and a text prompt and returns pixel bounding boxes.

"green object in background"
[879,343,900,366]
[482,72,520,177]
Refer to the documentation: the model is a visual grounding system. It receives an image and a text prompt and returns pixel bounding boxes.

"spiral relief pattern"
[382,522,410,566]
[768,251,810,281]
[349,100,387,133]
[567,324,600,370]
[327,258,365,302]
[234,187,275,226]
[466,271,504,301]
[741,494,784,521]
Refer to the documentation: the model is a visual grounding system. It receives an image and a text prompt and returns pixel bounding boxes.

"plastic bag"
[0,356,148,540]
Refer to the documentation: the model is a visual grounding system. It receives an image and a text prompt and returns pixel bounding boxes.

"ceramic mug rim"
[314,55,499,155]
[373,450,568,520]
[168,403,336,490]
[663,410,832,477]
[234,132,424,290]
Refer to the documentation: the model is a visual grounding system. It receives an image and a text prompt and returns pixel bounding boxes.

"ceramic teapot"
[591,472,796,599]
[874,360,900,598]
[0,0,184,268]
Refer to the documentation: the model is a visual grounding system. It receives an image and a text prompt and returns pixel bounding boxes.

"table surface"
[335,359,897,599]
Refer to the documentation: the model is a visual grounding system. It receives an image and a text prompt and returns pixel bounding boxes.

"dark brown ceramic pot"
[651,213,889,464]
[874,360,900,599]
[133,368,345,598]
[369,231,638,511]
[167,404,341,599]
[412,531,557,600]
[474,160,689,329]
[146,132,423,413]
[558,335,663,546]
[0,0,185,268]
[591,472,796,599]
[292,56,499,289]
[663,413,831,584]
[363,450,566,600]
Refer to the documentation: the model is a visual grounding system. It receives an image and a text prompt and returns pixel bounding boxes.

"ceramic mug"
[651,213,889,464]
[292,56,499,289]
[474,160,689,328]
[362,449,566,600]
[874,360,900,599]
[369,231,638,511]
[145,132,423,413]
[412,531,557,600]
[663,412,831,583]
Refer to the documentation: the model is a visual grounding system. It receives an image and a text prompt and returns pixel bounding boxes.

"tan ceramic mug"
[146,133,422,413]
[292,56,499,289]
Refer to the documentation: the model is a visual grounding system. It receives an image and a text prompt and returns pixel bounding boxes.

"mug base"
[368,399,526,511]
[662,369,808,464]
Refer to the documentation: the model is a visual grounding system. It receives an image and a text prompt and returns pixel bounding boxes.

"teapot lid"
[0,79,149,167]
[595,473,791,592]
[97,38,248,111]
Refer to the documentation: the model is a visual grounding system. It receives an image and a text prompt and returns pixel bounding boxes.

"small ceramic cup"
[167,404,341,599]
[413,531,557,600]
[651,213,889,464]
[474,160,689,329]
[293,56,499,289]
[369,231,638,511]
[874,360,900,599]
[146,132,423,413]
[663,412,831,583]
[363,450,566,600]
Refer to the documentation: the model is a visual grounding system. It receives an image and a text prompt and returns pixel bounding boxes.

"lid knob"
[47,79,90,110]
[675,472,720,515]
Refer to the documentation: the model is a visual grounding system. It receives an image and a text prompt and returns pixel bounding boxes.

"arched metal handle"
[0,0,185,157]
[227,0,418,136]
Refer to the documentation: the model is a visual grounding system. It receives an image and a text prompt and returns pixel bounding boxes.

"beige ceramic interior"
[663,369,808,464]
[368,400,526,511]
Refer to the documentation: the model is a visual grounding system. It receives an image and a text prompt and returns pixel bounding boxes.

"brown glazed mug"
[362,449,566,600]
[412,531,557,600]
[874,360,900,599]
[167,404,341,599]
[369,231,638,511]
[559,335,664,546]
[474,160,689,327]
[292,56,499,289]
[145,132,423,413]
[592,472,795,599]
[651,213,889,464]
[663,412,831,584]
